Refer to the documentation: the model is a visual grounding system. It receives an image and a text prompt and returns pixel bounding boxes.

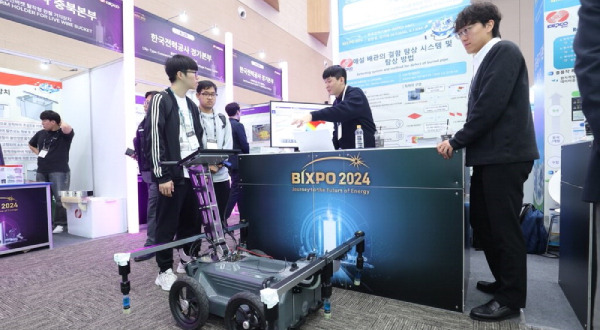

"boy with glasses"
[437,2,538,321]
[195,80,232,225]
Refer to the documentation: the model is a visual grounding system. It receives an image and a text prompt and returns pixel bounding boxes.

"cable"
[237,246,273,259]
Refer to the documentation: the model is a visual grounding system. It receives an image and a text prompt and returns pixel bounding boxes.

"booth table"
[239,147,468,312]
[0,182,52,255]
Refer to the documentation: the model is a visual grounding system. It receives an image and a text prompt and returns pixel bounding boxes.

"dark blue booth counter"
[0,182,52,255]
[239,147,468,312]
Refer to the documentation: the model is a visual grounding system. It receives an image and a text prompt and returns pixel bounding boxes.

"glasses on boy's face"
[455,24,476,39]
[200,93,218,98]
[183,70,198,76]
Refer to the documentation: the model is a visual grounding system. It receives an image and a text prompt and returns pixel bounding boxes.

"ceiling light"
[40,61,49,70]
[179,11,188,23]
[167,11,188,23]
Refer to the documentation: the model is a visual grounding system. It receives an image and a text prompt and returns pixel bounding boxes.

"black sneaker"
[133,252,155,262]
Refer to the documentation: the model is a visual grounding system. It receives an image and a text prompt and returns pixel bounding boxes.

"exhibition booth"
[0,0,594,328]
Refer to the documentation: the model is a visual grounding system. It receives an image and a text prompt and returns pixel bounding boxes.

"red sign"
[546,10,569,23]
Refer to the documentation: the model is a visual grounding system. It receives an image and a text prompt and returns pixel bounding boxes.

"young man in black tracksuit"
[145,54,204,291]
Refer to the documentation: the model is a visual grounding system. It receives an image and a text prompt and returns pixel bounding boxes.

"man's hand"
[159,180,174,197]
[291,113,313,128]
[208,165,219,173]
[436,140,454,159]
[29,145,39,155]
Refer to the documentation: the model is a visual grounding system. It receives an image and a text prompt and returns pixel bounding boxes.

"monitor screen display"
[270,101,334,148]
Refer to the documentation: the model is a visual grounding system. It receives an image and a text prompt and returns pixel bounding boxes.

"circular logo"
[74,208,82,219]
[339,58,354,68]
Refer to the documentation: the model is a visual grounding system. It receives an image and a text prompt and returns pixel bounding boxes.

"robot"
[114,149,366,329]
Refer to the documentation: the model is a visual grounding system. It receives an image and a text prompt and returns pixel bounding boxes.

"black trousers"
[470,161,533,309]
[155,179,202,272]
[224,170,241,221]
[213,180,231,226]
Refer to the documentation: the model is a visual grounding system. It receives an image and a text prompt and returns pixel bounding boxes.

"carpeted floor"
[0,226,548,330]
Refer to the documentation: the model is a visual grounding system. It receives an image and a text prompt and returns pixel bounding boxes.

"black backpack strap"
[218,113,227,128]
[519,203,534,224]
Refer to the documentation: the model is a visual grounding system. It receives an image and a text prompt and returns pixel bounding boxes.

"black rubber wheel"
[169,276,210,329]
[224,291,266,330]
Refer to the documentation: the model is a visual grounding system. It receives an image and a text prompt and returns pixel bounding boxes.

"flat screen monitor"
[270,101,334,148]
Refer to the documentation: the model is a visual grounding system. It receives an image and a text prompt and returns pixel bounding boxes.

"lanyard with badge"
[179,107,199,150]
[337,85,348,140]
[202,112,218,149]
[38,131,58,158]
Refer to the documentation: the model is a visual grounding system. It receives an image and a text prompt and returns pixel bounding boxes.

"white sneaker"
[52,225,64,234]
[176,261,186,274]
[155,269,177,291]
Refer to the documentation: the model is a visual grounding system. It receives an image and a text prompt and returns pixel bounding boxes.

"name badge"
[207,138,218,149]
[38,149,48,158]
[190,137,199,150]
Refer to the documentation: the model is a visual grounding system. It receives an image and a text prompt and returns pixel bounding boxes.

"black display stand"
[239,147,467,312]
[0,182,52,255]
[560,141,596,329]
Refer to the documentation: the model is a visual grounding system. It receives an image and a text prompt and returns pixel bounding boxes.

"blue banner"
[233,50,282,99]
[338,0,470,52]
[351,62,467,89]
[0,0,123,52]
[134,7,225,82]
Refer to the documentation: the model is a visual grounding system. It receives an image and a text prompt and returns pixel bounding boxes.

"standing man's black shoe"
[476,280,499,294]
[134,252,155,262]
[470,299,520,321]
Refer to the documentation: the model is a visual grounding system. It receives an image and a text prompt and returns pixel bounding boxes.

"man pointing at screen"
[292,65,376,149]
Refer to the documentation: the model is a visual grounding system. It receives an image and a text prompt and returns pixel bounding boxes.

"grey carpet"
[0,223,560,329]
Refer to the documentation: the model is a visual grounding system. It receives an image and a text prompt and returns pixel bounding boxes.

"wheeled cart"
[114,149,366,329]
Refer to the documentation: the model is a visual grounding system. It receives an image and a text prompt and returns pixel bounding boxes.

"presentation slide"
[270,101,334,148]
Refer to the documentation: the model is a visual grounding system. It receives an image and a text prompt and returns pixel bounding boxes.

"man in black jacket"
[145,54,204,291]
[437,2,539,321]
[223,102,249,222]
[574,0,600,327]
[292,65,376,149]
[131,90,158,262]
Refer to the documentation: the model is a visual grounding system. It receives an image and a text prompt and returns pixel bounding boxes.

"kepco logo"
[546,10,569,29]
[99,0,121,9]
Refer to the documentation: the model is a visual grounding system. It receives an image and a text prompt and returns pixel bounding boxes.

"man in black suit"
[437,2,539,321]
[574,0,600,327]
[223,102,249,223]
[291,65,376,149]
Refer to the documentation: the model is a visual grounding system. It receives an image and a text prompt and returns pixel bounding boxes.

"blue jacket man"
[223,102,249,222]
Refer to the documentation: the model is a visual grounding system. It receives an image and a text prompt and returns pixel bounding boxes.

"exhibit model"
[114,149,366,330]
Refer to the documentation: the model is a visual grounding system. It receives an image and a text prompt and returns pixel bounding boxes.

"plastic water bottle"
[354,125,364,149]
